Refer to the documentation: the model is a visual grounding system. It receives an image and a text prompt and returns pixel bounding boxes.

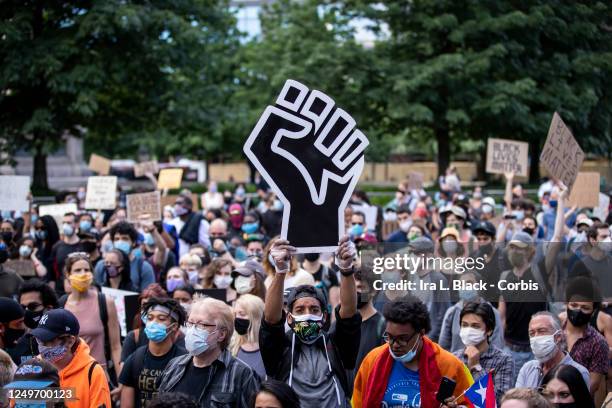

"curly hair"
[383,294,431,333]
[19,278,59,309]
[109,221,138,244]
[142,297,186,327]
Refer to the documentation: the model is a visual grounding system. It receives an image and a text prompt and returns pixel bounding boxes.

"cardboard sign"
[4,259,36,278]
[39,203,78,227]
[84,176,117,210]
[101,287,140,337]
[540,112,585,191]
[134,161,159,178]
[406,172,424,190]
[0,176,30,211]
[157,168,183,190]
[567,172,600,208]
[126,191,162,223]
[486,138,529,177]
[88,154,112,176]
[243,79,369,253]
[593,193,610,222]
[160,194,200,212]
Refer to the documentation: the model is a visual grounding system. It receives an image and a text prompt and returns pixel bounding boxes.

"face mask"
[241,222,259,234]
[459,327,486,346]
[408,232,420,242]
[174,205,189,216]
[389,334,420,363]
[523,227,535,236]
[38,342,68,363]
[105,265,121,278]
[512,210,525,221]
[132,247,142,259]
[69,272,93,292]
[1,231,13,244]
[0,247,7,264]
[530,330,559,362]
[19,245,32,258]
[185,326,214,356]
[555,403,577,408]
[234,317,250,336]
[509,251,527,268]
[166,278,184,292]
[549,200,558,209]
[35,230,47,241]
[399,219,412,233]
[3,327,25,348]
[62,224,74,237]
[101,240,114,254]
[24,309,45,330]
[304,253,319,262]
[599,237,612,252]
[114,240,132,256]
[144,233,155,247]
[144,321,171,343]
[350,224,364,237]
[289,313,324,344]
[482,205,493,214]
[247,250,263,261]
[214,275,232,289]
[209,185,218,193]
[187,270,199,285]
[272,200,283,211]
[234,275,254,294]
[567,307,592,327]
[31,215,38,224]
[458,289,478,301]
[357,294,370,309]
[479,242,493,254]
[180,302,192,315]
[79,220,92,232]
[442,240,458,254]
[1,211,11,220]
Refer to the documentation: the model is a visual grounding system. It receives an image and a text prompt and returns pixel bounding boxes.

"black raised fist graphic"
[244,80,369,252]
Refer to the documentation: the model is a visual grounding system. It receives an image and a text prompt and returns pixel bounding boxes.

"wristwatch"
[339,265,355,277]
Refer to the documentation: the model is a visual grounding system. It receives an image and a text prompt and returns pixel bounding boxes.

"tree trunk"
[528,137,540,184]
[435,126,450,178]
[477,142,487,182]
[32,149,48,191]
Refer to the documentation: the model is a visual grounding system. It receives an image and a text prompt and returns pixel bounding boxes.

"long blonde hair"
[229,294,264,356]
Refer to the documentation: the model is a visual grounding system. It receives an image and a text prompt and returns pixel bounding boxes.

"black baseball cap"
[0,297,24,323]
[472,221,496,237]
[286,285,328,311]
[32,309,80,342]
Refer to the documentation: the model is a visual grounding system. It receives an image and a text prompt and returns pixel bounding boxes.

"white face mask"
[213,275,232,289]
[399,219,412,233]
[530,330,560,362]
[459,327,486,346]
[442,240,458,254]
[234,275,254,294]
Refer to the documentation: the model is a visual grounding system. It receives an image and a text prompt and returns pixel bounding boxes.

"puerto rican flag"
[464,372,496,408]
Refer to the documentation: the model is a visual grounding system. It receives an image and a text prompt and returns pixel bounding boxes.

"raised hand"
[244,80,369,252]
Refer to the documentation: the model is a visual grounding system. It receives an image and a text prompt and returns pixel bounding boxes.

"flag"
[464,372,496,408]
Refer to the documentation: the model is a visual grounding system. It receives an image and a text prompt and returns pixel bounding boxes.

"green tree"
[1,0,240,189]
[345,0,612,179]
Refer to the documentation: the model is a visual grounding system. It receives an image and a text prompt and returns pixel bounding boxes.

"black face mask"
[523,227,535,236]
[357,296,370,309]
[24,309,45,330]
[81,241,97,253]
[479,243,494,254]
[234,317,250,336]
[3,327,25,348]
[304,253,320,262]
[567,308,592,327]
[555,403,577,408]
[1,232,13,244]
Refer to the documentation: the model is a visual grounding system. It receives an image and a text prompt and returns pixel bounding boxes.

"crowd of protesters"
[0,169,610,408]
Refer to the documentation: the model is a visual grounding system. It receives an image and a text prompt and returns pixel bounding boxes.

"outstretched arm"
[264,239,296,324]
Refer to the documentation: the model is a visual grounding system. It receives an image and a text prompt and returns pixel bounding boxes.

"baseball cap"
[482,197,496,207]
[0,297,24,323]
[31,309,80,342]
[472,221,496,237]
[231,260,265,280]
[407,237,435,254]
[441,205,466,220]
[576,218,593,228]
[4,358,60,390]
[509,231,534,248]
[439,227,460,241]
[286,285,328,311]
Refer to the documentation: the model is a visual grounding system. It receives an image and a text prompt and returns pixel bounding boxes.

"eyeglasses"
[21,302,43,312]
[382,332,418,347]
[185,321,217,331]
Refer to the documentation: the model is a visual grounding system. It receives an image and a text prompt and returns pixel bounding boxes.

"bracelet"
[339,266,355,277]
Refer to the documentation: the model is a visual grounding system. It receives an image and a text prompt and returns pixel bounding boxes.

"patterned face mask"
[288,313,324,344]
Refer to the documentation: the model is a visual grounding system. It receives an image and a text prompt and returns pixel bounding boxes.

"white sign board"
[101,287,139,337]
[351,203,378,230]
[0,176,30,211]
[39,203,78,227]
[84,176,117,210]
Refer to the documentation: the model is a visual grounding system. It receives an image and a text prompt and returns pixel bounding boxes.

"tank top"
[65,288,106,366]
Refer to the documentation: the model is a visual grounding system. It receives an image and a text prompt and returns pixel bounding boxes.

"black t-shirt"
[119,344,186,408]
[8,333,38,365]
[355,312,385,373]
[474,246,511,305]
[50,241,83,284]
[172,361,212,401]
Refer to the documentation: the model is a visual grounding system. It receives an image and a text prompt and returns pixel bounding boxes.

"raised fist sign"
[244,80,369,252]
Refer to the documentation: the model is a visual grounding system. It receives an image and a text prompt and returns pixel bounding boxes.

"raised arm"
[264,239,295,324]
[545,182,568,274]
[504,172,514,213]
[335,236,357,319]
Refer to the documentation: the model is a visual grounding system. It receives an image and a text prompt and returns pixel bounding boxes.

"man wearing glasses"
[353,295,473,408]
[157,297,258,407]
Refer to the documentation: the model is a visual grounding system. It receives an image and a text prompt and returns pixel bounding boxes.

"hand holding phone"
[436,376,457,403]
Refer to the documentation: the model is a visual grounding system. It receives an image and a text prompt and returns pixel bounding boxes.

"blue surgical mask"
[272,200,283,211]
[30,214,38,224]
[19,245,32,258]
[62,223,74,237]
[511,210,525,221]
[132,247,142,259]
[166,278,184,292]
[79,220,92,232]
[389,334,420,363]
[351,224,364,237]
[185,326,214,356]
[1,210,12,220]
[549,200,558,209]
[144,233,155,247]
[241,222,259,234]
[114,240,132,255]
[459,289,478,301]
[144,321,171,343]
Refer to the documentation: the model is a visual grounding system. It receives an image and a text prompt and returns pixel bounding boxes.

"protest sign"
[485,138,529,177]
[160,194,199,212]
[0,176,30,211]
[157,168,183,190]
[567,172,599,208]
[101,287,140,337]
[134,161,159,178]
[84,176,117,210]
[5,260,36,278]
[406,172,424,190]
[540,112,585,191]
[593,193,610,222]
[126,191,162,223]
[243,79,369,253]
[39,203,78,227]
[351,203,378,230]
[88,154,112,176]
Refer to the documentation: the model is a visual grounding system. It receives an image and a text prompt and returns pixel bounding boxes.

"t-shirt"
[8,333,38,365]
[119,344,186,408]
[172,362,212,401]
[236,348,266,379]
[355,312,385,375]
[382,361,421,408]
